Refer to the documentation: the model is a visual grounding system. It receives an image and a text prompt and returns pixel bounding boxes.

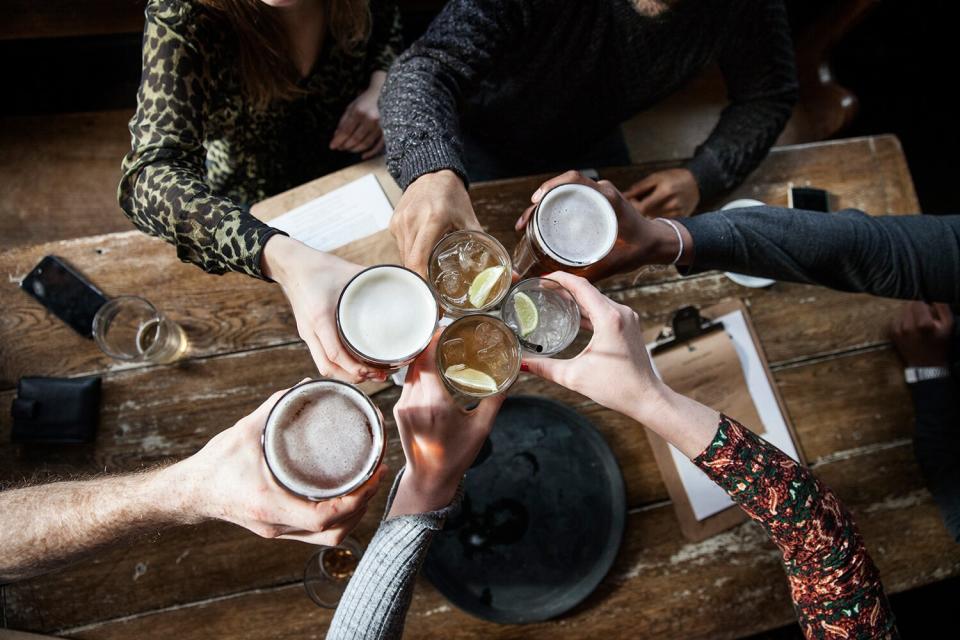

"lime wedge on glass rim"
[444,366,498,393]
[468,265,506,308]
[513,292,539,337]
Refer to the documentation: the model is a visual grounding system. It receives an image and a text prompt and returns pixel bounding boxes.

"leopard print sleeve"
[693,416,898,640]
[118,0,285,279]
[369,0,403,73]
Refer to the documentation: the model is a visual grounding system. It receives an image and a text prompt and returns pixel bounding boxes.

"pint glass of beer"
[512,183,618,279]
[262,379,385,501]
[336,265,440,371]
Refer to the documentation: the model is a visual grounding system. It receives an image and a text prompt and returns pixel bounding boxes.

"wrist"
[369,70,387,89]
[150,461,209,525]
[389,467,458,518]
[261,234,303,285]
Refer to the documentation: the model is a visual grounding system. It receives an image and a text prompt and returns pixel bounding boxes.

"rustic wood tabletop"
[2,135,957,639]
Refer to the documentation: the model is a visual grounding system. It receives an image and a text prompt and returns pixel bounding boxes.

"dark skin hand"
[890,301,954,367]
[622,168,700,218]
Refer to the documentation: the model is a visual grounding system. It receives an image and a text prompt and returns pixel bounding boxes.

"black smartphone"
[788,186,832,212]
[20,256,109,338]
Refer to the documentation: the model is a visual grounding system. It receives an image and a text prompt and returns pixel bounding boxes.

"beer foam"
[536,184,618,266]
[263,381,382,499]
[339,266,438,362]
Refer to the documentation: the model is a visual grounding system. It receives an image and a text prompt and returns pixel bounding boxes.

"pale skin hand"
[622,168,700,219]
[522,272,718,459]
[388,336,504,517]
[0,384,384,583]
[514,171,695,280]
[890,301,954,367]
[330,71,388,160]
[262,235,385,382]
[390,170,483,277]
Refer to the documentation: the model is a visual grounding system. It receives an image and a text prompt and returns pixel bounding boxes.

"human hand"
[262,235,380,382]
[390,169,482,276]
[623,168,700,218]
[329,71,387,160]
[513,171,692,279]
[522,272,667,419]
[167,383,386,545]
[890,301,954,367]
[388,336,504,517]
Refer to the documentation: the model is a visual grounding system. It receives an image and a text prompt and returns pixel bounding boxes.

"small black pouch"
[10,376,101,444]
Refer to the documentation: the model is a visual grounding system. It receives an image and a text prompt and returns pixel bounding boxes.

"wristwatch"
[904,366,951,384]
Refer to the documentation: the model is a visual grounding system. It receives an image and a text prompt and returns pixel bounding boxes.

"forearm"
[368,0,403,73]
[910,377,960,541]
[693,416,896,638]
[0,466,194,582]
[675,207,960,303]
[690,0,797,198]
[328,469,456,640]
[380,0,529,189]
[119,163,284,279]
[631,390,896,637]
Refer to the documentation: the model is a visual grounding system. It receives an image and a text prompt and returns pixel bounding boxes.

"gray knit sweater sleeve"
[685,1,798,199]
[379,0,533,189]
[679,206,960,303]
[326,469,458,639]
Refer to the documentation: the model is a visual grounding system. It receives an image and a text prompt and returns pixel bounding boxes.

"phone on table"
[788,186,832,212]
[20,255,109,338]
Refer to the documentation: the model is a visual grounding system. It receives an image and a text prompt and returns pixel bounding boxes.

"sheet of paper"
[647,310,801,521]
[268,173,393,252]
[653,328,765,436]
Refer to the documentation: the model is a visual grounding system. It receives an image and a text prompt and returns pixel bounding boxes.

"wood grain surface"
[3,136,953,640]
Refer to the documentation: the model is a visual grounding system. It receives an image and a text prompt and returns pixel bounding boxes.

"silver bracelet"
[655,218,684,265]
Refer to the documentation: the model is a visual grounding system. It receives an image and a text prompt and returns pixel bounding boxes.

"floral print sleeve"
[693,416,898,640]
[118,0,285,279]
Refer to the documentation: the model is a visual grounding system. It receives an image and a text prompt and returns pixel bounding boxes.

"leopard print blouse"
[695,416,898,639]
[118,0,402,279]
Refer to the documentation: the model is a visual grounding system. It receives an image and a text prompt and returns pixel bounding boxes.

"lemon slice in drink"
[513,292,539,337]
[468,265,506,308]
[444,366,498,393]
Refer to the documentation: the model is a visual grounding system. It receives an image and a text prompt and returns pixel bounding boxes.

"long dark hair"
[199,0,371,109]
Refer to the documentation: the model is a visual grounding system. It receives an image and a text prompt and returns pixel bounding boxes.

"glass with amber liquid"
[428,230,512,316]
[437,314,521,398]
[512,183,618,279]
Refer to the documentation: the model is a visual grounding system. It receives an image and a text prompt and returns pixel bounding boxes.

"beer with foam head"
[513,184,618,279]
[262,380,384,500]
[336,265,439,370]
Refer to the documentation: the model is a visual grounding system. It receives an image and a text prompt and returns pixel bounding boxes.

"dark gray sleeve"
[909,377,960,542]
[679,207,960,303]
[686,0,798,199]
[326,469,459,640]
[379,0,532,189]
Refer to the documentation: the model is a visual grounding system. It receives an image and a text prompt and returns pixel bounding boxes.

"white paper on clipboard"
[268,173,393,252]
[647,309,801,521]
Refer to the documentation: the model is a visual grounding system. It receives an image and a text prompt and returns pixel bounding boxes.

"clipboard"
[643,299,805,542]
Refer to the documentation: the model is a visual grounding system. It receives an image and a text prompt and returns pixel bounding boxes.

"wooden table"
[2,135,957,639]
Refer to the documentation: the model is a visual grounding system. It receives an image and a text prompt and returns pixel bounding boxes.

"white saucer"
[720,198,775,288]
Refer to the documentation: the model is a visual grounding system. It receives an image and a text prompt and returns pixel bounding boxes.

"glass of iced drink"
[436,314,521,398]
[501,278,580,356]
[428,230,512,316]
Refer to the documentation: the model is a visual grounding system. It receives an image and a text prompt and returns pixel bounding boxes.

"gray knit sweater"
[380,0,798,196]
[326,470,458,639]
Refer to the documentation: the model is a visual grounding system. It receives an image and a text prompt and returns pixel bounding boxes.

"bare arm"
[1,385,383,584]
[0,468,188,583]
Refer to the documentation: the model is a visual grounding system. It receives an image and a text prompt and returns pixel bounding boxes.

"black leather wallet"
[10,376,101,444]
